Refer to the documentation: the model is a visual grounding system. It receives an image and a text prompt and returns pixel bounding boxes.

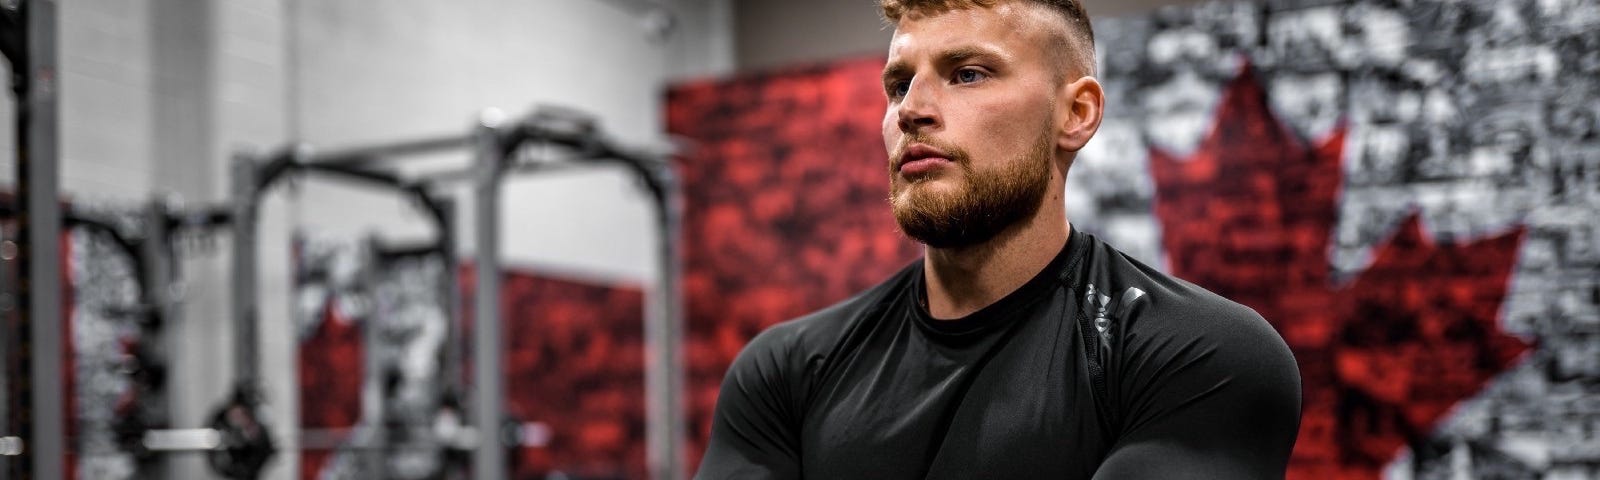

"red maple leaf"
[1149,65,1530,479]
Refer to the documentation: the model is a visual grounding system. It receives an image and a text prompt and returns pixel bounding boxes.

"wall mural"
[294,237,454,480]
[2,218,147,480]
[666,0,1600,477]
[66,228,143,480]
[1087,0,1600,477]
[465,266,649,480]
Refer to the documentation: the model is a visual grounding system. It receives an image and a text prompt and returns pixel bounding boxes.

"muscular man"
[697,1,1302,478]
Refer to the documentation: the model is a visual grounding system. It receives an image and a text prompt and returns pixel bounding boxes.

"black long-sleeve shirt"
[697,228,1302,479]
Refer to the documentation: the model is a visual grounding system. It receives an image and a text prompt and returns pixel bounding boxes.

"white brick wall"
[58,0,154,200]
[287,0,702,282]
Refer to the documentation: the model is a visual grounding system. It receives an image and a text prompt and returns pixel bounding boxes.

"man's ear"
[1057,76,1104,152]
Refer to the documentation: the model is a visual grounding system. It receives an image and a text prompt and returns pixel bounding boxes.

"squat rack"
[224,106,686,480]
[205,143,461,479]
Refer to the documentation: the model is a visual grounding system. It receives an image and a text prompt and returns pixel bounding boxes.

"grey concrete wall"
[667,0,736,82]
[733,0,893,72]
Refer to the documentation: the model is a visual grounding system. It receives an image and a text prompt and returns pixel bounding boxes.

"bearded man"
[696,1,1302,478]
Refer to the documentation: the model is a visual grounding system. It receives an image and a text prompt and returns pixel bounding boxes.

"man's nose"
[896,80,941,133]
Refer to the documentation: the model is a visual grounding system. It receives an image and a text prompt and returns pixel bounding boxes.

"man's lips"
[899,157,951,176]
[897,143,954,175]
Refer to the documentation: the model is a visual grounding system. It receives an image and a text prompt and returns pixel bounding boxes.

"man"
[696,0,1302,478]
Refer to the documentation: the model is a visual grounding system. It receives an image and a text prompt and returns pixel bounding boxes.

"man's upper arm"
[1093,305,1302,480]
[696,325,805,480]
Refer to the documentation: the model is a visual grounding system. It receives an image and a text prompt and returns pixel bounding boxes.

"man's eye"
[954,68,987,84]
[888,80,910,98]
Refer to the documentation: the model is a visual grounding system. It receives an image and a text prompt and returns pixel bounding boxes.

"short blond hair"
[881,0,1096,76]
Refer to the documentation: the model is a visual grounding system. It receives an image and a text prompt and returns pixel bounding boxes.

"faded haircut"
[880,0,1097,77]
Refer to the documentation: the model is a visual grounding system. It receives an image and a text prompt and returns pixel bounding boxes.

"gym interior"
[2,0,1598,478]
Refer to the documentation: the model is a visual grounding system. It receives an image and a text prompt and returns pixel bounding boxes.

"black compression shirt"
[697,228,1302,479]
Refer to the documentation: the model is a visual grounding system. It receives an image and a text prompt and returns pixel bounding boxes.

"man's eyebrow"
[882,45,1007,82]
[941,45,1004,65]
[883,61,912,83]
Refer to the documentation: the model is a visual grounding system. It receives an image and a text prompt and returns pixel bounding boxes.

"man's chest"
[795,318,1108,479]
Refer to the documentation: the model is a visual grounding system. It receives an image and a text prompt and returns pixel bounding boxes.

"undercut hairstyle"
[880,0,1097,77]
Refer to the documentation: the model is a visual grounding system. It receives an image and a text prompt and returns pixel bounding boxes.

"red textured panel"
[459,265,649,479]
[666,57,924,470]
[297,302,364,479]
[1149,65,1528,480]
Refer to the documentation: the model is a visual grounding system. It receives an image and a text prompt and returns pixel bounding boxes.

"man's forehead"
[887,3,1061,58]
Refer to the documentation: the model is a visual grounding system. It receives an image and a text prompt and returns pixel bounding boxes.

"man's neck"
[922,198,1070,320]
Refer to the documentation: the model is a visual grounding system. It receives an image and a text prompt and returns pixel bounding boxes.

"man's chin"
[891,187,954,215]
[893,176,963,198]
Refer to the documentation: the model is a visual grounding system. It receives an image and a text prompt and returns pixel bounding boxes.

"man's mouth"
[899,157,951,176]
[897,143,954,176]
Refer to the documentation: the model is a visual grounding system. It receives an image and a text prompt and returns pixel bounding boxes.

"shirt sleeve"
[695,324,805,480]
[1092,300,1303,480]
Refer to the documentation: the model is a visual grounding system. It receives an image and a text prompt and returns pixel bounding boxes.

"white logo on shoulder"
[1084,284,1148,343]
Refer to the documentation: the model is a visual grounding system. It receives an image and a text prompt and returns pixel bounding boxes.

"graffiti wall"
[462,266,649,480]
[665,0,1600,477]
[1087,0,1600,477]
[293,237,456,480]
[2,215,151,480]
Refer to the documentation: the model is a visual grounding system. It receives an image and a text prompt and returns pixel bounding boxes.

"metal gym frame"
[0,197,233,480]
[225,107,686,480]
[203,147,460,479]
[2,0,63,478]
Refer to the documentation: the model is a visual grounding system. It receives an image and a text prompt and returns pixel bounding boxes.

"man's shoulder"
[1080,233,1300,415]
[1077,232,1277,346]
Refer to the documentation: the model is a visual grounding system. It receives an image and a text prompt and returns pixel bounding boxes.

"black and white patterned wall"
[67,226,144,480]
[293,234,456,480]
[1072,0,1600,477]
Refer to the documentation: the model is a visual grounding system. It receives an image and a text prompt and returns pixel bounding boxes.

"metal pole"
[645,167,686,480]
[230,151,260,393]
[433,196,464,392]
[12,0,64,478]
[0,221,8,480]
[471,111,507,480]
[302,134,471,169]
[1,209,10,480]
[357,238,385,477]
[140,201,177,480]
